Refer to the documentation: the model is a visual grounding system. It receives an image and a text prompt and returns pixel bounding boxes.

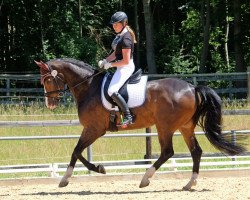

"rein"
[43,68,105,98]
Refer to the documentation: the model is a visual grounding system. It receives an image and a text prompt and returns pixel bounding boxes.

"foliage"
[0,0,249,74]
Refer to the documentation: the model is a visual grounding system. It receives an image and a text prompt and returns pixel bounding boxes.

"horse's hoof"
[97,165,106,174]
[58,179,69,188]
[182,186,191,191]
[182,180,197,191]
[139,179,150,188]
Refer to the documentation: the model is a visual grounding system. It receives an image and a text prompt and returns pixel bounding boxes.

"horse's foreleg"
[180,127,202,190]
[59,165,74,188]
[59,129,106,188]
[139,132,174,188]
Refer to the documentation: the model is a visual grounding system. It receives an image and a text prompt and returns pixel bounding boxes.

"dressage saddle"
[103,68,142,106]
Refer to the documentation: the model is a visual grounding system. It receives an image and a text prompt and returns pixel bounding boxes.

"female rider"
[98,11,137,126]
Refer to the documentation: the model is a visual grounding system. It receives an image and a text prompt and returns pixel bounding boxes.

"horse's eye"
[46,78,52,84]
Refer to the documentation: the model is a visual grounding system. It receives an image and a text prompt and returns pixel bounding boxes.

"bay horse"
[35,58,245,190]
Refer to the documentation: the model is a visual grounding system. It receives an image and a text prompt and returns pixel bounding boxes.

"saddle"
[103,69,143,105]
[101,69,148,131]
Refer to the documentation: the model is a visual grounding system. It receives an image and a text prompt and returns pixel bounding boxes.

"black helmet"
[110,11,128,24]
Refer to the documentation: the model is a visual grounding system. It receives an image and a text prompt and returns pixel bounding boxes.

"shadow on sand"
[21,188,212,197]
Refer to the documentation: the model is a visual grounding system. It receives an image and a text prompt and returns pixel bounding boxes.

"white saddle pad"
[101,74,148,111]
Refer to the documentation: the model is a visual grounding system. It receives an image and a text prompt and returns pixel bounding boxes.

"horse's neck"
[62,65,97,102]
[74,75,103,105]
[62,63,91,84]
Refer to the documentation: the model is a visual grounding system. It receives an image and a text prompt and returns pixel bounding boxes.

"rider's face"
[112,22,123,33]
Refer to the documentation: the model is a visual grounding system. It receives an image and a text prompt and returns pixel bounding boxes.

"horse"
[35,58,245,190]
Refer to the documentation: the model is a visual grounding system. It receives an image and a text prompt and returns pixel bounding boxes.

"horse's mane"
[47,58,95,72]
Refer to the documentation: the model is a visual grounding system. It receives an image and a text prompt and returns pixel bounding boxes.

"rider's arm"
[106,52,116,62]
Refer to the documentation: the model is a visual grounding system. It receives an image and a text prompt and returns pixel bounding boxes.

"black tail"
[193,85,245,155]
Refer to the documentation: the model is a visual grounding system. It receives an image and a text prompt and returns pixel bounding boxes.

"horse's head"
[35,60,65,110]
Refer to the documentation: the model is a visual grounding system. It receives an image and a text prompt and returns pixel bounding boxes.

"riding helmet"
[110,11,128,24]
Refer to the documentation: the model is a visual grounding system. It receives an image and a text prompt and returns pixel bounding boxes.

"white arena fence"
[0,132,249,177]
[0,156,249,178]
[0,119,249,178]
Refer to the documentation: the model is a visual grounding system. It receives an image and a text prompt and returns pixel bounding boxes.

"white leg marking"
[59,166,73,188]
[139,166,156,188]
[183,172,198,190]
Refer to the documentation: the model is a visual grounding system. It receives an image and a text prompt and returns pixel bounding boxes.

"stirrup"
[117,115,133,128]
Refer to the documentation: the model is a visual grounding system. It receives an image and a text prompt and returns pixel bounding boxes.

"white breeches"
[108,60,135,96]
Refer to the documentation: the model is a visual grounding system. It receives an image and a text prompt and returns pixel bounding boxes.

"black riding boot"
[111,92,133,126]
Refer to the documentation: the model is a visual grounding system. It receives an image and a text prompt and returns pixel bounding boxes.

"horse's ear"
[34,60,49,71]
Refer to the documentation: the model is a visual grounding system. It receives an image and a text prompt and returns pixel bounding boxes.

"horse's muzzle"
[45,97,59,110]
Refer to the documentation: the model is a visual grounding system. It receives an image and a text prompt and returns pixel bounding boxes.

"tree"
[233,0,246,72]
[0,0,250,75]
[79,0,83,37]
[199,0,211,73]
[224,0,230,70]
[134,0,140,68]
[142,0,157,73]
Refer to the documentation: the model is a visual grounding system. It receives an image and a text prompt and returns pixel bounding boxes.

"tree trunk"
[142,0,157,74]
[38,0,45,57]
[233,0,246,98]
[79,0,82,37]
[233,0,245,72]
[134,0,140,68]
[169,0,175,34]
[224,0,230,71]
[199,0,211,73]
[119,0,122,9]
[0,0,3,12]
[0,1,7,70]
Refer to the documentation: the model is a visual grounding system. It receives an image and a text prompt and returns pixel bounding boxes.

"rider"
[98,11,137,126]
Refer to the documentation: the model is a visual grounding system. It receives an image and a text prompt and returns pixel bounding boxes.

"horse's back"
[147,77,196,115]
[147,78,195,99]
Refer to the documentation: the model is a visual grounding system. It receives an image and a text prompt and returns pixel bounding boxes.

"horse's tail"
[193,85,245,155]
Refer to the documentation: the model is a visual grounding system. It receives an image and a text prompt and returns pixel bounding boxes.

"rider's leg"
[110,92,133,125]
[108,62,134,125]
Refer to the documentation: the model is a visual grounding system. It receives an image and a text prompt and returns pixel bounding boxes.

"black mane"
[47,58,95,72]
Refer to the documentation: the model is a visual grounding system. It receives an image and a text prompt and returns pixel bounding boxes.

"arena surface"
[0,170,249,200]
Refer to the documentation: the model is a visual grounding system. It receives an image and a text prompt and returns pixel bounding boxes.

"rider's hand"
[98,59,107,68]
[103,62,112,70]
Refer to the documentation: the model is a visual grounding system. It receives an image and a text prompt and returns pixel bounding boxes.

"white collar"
[118,27,128,36]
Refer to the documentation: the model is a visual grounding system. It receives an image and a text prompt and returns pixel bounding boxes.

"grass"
[0,102,249,169]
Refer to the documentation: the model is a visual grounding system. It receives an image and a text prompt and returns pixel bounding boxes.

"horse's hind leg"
[179,124,202,190]
[59,128,105,187]
[139,127,174,188]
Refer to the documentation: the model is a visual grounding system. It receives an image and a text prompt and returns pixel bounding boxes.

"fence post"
[247,67,250,100]
[144,127,152,162]
[192,76,197,86]
[51,163,59,178]
[6,78,10,96]
[87,145,92,173]
[229,80,233,99]
[231,130,236,161]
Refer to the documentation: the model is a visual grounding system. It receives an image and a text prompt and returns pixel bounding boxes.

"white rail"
[0,156,249,178]
[0,118,249,179]
[0,130,249,141]
[0,130,249,168]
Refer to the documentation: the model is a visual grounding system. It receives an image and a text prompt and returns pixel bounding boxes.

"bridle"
[41,71,67,99]
[41,65,104,99]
